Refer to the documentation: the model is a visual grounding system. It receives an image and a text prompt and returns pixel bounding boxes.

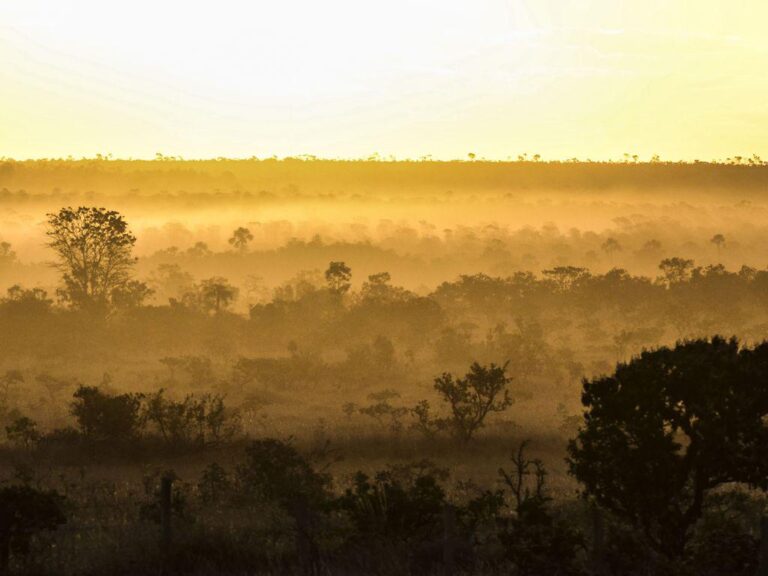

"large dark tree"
[46,206,137,308]
[567,337,768,560]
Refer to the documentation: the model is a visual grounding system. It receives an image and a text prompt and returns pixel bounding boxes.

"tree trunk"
[590,506,606,576]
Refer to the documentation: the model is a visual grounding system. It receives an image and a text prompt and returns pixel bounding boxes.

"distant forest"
[0,162,765,575]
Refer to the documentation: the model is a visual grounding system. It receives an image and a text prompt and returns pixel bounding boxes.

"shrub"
[0,485,66,571]
[5,416,40,449]
[335,467,453,573]
[70,385,143,442]
[497,442,585,575]
[143,389,241,447]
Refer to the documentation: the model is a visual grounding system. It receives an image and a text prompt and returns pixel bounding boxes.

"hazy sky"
[2,1,767,160]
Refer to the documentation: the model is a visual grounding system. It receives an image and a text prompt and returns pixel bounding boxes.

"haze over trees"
[0,162,766,574]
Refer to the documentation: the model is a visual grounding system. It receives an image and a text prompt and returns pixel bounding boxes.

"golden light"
[2,0,767,160]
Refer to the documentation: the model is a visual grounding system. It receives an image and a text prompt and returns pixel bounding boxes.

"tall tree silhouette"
[710,233,726,255]
[325,261,352,295]
[46,206,136,309]
[199,277,238,314]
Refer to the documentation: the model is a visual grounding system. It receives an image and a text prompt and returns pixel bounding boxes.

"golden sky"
[2,1,767,161]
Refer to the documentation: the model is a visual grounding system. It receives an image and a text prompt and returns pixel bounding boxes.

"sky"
[1,0,767,161]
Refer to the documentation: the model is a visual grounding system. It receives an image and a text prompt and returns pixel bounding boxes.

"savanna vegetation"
[0,159,766,575]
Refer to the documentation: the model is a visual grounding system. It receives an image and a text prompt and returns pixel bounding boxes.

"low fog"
[0,159,766,575]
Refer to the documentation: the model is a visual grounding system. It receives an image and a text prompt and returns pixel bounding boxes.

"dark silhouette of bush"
[197,462,231,504]
[0,286,53,317]
[5,416,40,449]
[568,337,768,561]
[685,491,763,576]
[0,485,66,572]
[236,439,331,572]
[410,399,446,439]
[143,389,240,447]
[358,390,409,435]
[496,442,585,575]
[237,439,330,508]
[70,385,143,443]
[335,466,455,573]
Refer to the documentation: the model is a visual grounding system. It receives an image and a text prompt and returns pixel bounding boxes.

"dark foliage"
[568,337,768,559]
[0,485,66,570]
[70,385,143,443]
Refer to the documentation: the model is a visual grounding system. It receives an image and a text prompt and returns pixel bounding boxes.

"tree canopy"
[567,336,768,559]
[46,206,137,310]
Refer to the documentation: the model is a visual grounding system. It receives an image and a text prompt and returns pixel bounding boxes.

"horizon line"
[2,153,767,166]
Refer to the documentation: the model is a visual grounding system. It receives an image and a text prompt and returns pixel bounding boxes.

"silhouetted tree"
[542,266,591,292]
[498,441,584,575]
[325,261,352,295]
[568,337,768,561]
[434,362,514,442]
[186,241,212,258]
[197,277,238,314]
[228,227,254,252]
[0,241,16,265]
[46,206,137,309]
[601,237,622,261]
[710,233,726,254]
[658,257,695,286]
